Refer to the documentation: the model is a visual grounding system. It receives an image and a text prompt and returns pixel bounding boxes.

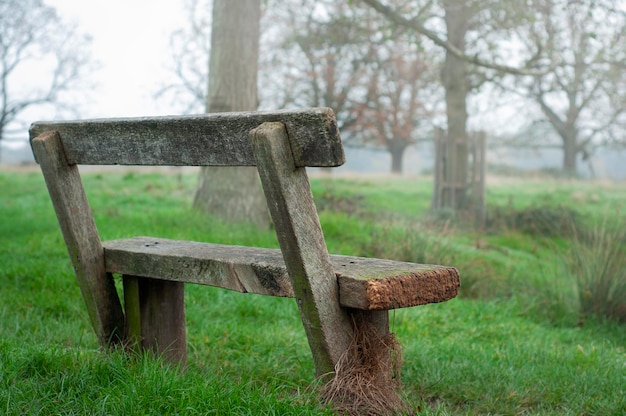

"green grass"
[1,170,624,415]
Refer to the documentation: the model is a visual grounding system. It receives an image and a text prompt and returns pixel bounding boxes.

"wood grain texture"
[136,277,187,366]
[102,237,459,310]
[30,131,125,347]
[250,122,353,376]
[28,108,345,167]
[336,265,460,310]
[104,238,294,297]
[123,276,142,352]
[123,274,187,366]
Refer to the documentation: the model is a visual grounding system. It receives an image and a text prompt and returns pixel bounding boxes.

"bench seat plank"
[103,237,460,310]
[29,108,344,168]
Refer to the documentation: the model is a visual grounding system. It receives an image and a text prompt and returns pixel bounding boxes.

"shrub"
[565,216,626,324]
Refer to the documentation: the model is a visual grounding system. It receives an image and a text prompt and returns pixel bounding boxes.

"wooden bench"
[30,107,459,396]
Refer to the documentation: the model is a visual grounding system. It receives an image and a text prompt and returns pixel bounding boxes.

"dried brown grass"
[320,318,409,415]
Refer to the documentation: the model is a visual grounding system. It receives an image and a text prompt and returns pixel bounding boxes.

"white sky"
[44,0,188,119]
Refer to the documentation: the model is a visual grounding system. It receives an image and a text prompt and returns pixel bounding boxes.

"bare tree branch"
[0,0,93,141]
[360,0,555,76]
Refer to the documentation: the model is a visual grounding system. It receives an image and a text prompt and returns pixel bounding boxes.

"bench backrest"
[29,108,344,167]
[29,108,358,376]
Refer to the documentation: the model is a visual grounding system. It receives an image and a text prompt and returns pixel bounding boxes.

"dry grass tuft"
[320,317,409,415]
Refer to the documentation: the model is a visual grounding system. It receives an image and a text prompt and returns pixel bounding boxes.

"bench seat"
[103,236,460,311]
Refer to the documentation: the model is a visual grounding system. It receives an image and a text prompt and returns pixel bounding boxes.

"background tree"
[361,0,557,206]
[260,1,375,130]
[262,0,441,174]
[507,0,626,177]
[192,0,270,227]
[363,0,626,179]
[0,0,92,159]
[353,31,440,173]
[440,0,472,207]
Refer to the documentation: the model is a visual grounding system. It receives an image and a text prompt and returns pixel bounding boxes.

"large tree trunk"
[389,141,406,174]
[390,150,403,174]
[193,0,270,228]
[438,0,470,209]
[540,98,580,178]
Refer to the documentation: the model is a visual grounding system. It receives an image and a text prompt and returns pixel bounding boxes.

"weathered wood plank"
[123,274,187,366]
[123,275,142,352]
[104,238,294,297]
[28,107,345,168]
[136,277,187,366]
[30,131,125,347]
[250,122,354,377]
[102,237,460,310]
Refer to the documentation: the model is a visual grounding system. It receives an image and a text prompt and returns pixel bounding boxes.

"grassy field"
[0,169,624,415]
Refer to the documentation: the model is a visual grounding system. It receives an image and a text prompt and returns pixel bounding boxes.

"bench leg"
[122,275,187,367]
[349,309,395,373]
[320,309,408,413]
[351,310,389,338]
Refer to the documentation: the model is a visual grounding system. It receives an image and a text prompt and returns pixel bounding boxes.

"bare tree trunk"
[193,0,270,228]
[561,126,578,178]
[389,142,406,174]
[439,0,469,209]
[390,150,403,174]
[0,125,4,163]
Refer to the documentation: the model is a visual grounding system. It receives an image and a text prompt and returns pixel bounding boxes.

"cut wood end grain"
[338,267,460,310]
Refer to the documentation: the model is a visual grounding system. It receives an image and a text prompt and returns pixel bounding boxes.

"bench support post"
[251,123,394,379]
[251,122,355,376]
[31,131,125,347]
[123,275,187,366]
[251,123,406,414]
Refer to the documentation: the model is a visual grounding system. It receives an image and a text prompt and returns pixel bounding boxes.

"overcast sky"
[23,1,527,135]
[45,0,188,119]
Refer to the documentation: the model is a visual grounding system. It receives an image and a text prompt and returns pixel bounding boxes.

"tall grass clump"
[565,215,626,324]
[486,204,582,238]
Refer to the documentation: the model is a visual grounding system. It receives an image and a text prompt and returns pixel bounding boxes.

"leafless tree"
[508,0,626,176]
[260,1,376,127]
[362,0,626,179]
[353,31,441,173]
[155,0,211,114]
[0,0,93,152]
[262,0,442,173]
